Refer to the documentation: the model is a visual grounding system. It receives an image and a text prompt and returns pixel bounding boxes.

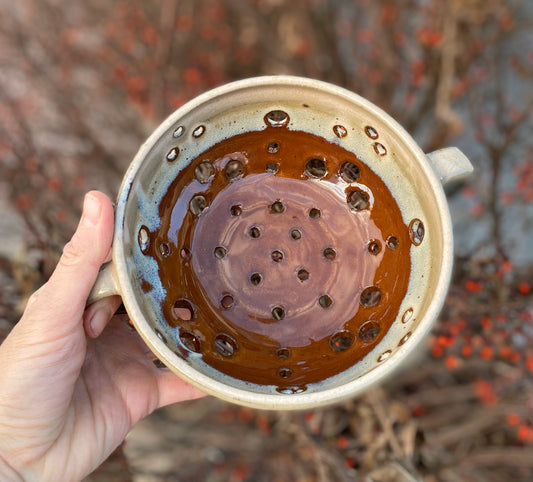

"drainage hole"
[173,299,195,321]
[138,226,150,253]
[195,161,214,183]
[360,286,382,307]
[214,333,238,357]
[192,125,205,138]
[374,142,387,156]
[179,332,201,353]
[297,268,309,282]
[399,332,412,346]
[266,162,280,173]
[220,294,234,310]
[225,159,244,180]
[386,236,399,249]
[277,348,291,360]
[340,161,360,183]
[290,229,301,240]
[230,204,242,216]
[173,125,185,138]
[368,240,382,255]
[272,306,285,320]
[180,247,192,260]
[378,350,392,362]
[358,320,381,342]
[305,158,327,178]
[309,208,321,219]
[159,242,171,257]
[333,125,347,138]
[267,141,280,153]
[214,246,227,259]
[323,247,336,260]
[277,386,306,394]
[248,226,261,238]
[250,272,263,285]
[318,294,333,308]
[365,126,379,139]
[271,200,285,213]
[155,329,167,344]
[189,195,207,215]
[271,250,284,263]
[265,110,289,127]
[409,219,425,245]
[166,147,179,162]
[347,189,369,211]
[330,331,354,352]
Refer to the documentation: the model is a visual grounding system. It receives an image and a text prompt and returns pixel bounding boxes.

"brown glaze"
[146,126,411,389]
[141,279,153,293]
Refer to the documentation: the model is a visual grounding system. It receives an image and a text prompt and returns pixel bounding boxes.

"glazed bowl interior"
[113,76,451,409]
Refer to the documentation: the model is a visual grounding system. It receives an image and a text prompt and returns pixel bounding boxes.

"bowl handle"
[87,261,120,305]
[426,147,474,185]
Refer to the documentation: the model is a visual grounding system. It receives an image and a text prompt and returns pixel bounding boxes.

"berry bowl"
[89,76,473,410]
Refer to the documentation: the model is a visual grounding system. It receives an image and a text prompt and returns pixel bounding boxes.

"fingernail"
[82,193,101,227]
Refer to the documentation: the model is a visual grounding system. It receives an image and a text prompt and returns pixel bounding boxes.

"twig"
[426,405,508,447]
[367,391,405,461]
[463,447,533,467]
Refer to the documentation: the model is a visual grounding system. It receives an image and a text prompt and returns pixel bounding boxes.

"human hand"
[0,191,205,481]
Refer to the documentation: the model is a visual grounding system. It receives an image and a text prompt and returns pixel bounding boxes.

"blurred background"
[1,0,532,480]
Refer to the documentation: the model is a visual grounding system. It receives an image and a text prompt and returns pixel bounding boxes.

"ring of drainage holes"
[165,217,395,364]
[148,320,414,370]
[169,239,417,367]
[140,111,426,386]
[169,292,396,357]
[155,203,417,357]
[204,200,351,323]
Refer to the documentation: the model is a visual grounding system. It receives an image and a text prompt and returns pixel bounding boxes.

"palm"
[46,315,197,481]
[0,313,202,481]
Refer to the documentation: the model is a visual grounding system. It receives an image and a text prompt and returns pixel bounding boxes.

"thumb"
[24,191,114,333]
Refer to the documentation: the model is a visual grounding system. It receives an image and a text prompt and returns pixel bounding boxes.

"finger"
[83,295,122,338]
[155,371,207,408]
[25,191,114,333]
